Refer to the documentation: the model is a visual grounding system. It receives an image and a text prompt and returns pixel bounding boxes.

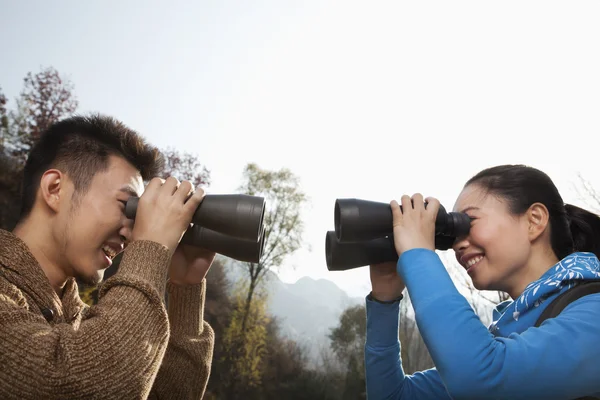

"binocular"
[125,194,266,263]
[325,198,471,271]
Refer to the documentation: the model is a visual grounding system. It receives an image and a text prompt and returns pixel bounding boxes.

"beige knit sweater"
[0,229,214,399]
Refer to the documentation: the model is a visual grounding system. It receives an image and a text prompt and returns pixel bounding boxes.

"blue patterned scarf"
[488,252,600,336]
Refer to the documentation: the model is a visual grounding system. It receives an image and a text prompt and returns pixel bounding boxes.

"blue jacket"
[364,249,600,400]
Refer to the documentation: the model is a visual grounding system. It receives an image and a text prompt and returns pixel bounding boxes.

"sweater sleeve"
[364,296,453,399]
[148,279,215,400]
[0,240,173,400]
[397,248,600,400]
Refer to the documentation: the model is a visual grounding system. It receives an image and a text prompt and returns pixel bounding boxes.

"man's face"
[54,155,144,285]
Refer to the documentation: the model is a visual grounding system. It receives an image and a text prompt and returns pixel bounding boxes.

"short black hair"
[19,113,164,219]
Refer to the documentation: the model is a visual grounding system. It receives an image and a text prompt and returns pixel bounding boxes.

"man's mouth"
[102,245,118,261]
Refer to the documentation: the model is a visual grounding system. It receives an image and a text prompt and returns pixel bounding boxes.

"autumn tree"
[0,86,7,147]
[235,162,308,332]
[219,279,270,398]
[0,68,78,231]
[212,163,307,397]
[7,66,78,164]
[160,146,211,188]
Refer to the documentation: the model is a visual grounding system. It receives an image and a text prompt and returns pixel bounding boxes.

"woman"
[365,164,600,400]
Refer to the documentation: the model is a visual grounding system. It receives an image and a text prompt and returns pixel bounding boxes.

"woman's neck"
[506,246,560,300]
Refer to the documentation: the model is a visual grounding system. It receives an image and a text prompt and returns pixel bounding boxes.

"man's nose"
[119,219,134,244]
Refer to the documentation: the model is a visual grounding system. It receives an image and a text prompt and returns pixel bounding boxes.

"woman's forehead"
[453,184,490,213]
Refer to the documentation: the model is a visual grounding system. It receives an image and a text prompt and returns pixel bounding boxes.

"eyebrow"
[460,206,480,214]
[119,185,140,198]
[460,206,479,214]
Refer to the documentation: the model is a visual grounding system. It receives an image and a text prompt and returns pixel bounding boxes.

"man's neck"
[13,217,69,295]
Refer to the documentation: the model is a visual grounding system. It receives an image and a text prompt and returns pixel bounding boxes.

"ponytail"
[565,203,600,259]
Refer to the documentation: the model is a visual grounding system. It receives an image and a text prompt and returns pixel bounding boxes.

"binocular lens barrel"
[126,194,265,242]
[334,198,470,242]
[325,230,457,271]
[327,198,469,271]
[125,193,266,263]
[182,225,266,263]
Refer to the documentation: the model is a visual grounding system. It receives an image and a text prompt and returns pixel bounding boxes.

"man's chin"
[76,270,105,287]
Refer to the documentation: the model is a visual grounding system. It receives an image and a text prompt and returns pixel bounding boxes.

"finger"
[183,187,206,215]
[400,195,412,213]
[411,193,424,211]
[162,176,180,196]
[140,177,165,201]
[390,200,403,226]
[424,196,441,218]
[175,180,194,202]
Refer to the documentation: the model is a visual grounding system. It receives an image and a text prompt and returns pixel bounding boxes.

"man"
[0,114,215,399]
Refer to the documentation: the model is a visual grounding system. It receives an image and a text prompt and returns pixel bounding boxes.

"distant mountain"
[223,263,363,364]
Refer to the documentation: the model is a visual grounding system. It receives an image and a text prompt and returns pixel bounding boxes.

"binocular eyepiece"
[326,198,471,271]
[125,194,266,263]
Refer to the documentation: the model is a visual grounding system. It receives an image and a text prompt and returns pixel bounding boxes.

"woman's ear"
[527,202,550,242]
[39,169,65,213]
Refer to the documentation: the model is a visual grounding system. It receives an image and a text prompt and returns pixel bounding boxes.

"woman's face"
[452,184,532,293]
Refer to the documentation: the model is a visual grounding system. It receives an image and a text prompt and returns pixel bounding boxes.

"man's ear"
[39,169,67,213]
[527,202,550,242]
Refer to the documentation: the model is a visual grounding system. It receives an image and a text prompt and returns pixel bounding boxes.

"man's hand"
[169,243,216,286]
[131,177,205,253]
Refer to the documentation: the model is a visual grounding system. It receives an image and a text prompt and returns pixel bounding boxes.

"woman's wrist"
[369,289,405,303]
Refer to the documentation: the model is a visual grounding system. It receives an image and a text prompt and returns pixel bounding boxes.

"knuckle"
[181,180,193,191]
[150,177,164,186]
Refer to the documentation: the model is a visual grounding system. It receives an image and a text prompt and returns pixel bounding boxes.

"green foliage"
[329,304,366,363]
[328,304,367,399]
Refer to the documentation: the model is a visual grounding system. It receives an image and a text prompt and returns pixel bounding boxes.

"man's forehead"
[117,175,144,197]
[118,184,141,197]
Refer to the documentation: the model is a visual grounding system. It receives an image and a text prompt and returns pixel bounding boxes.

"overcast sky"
[2,0,599,297]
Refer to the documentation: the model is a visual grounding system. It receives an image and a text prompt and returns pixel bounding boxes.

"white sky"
[2,1,599,297]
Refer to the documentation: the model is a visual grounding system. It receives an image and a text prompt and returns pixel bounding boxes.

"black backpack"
[534,280,600,400]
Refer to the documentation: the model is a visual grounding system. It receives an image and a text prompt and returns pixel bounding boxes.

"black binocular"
[125,194,266,263]
[325,198,471,271]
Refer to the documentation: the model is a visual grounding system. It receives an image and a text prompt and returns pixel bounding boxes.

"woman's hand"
[369,261,405,301]
[391,193,439,255]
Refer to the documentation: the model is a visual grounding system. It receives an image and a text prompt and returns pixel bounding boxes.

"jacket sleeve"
[0,240,172,400]
[396,248,600,400]
[364,296,453,400]
[148,280,215,400]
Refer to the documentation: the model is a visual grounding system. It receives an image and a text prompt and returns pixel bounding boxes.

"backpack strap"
[535,281,600,327]
[534,281,600,400]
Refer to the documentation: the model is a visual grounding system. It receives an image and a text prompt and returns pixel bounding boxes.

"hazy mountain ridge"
[223,263,363,362]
